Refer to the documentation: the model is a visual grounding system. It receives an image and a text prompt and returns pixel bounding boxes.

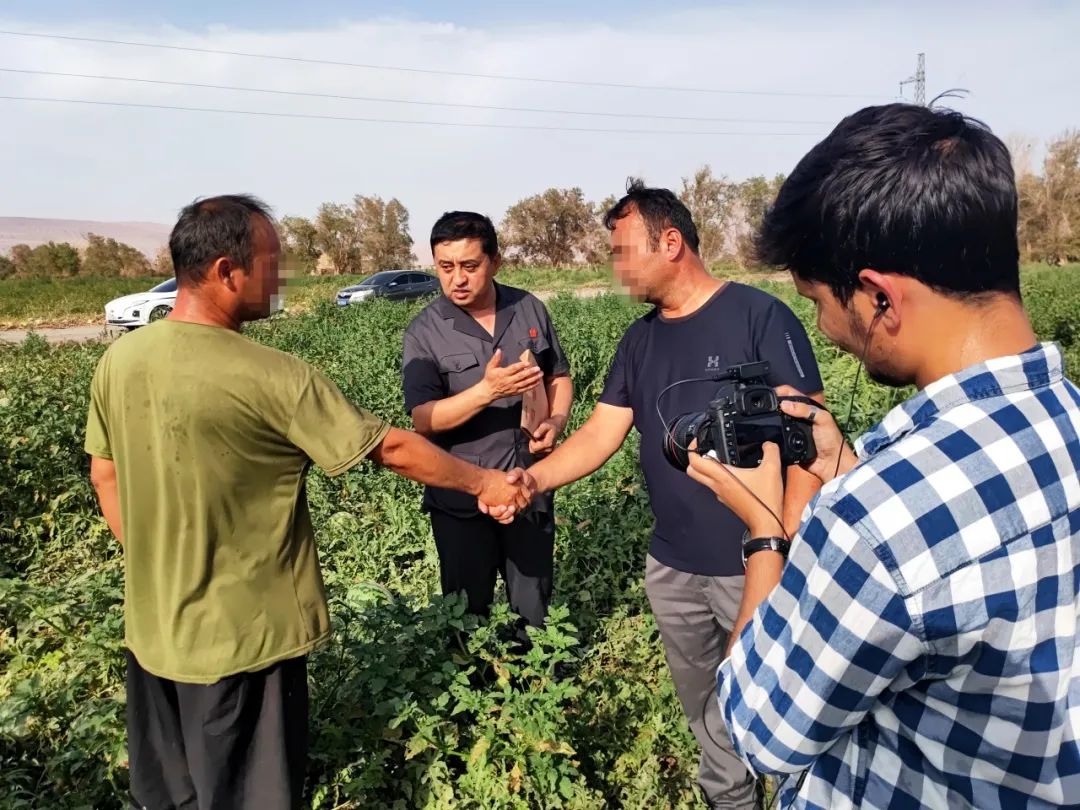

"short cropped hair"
[169,194,274,286]
[757,103,1020,303]
[430,211,499,259]
[604,178,701,254]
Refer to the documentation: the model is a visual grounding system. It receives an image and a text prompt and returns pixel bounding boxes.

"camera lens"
[662,412,706,470]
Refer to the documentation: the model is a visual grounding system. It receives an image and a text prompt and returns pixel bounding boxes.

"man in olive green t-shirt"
[85,195,530,810]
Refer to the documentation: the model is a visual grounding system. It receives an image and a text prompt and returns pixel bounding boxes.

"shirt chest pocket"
[516,335,550,364]
[438,351,482,392]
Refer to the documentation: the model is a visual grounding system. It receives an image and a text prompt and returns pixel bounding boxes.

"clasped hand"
[476,467,539,525]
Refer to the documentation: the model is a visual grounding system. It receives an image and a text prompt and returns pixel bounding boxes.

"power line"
[0,29,887,100]
[0,67,837,126]
[0,95,826,136]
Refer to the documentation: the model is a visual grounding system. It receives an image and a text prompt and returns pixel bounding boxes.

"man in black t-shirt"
[495,181,824,809]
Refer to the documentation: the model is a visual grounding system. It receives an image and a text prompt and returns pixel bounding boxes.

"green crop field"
[1,267,1078,808]
[0,264,759,330]
[0,268,615,329]
[0,276,171,328]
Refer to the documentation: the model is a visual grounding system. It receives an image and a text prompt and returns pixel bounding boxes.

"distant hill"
[0,217,170,258]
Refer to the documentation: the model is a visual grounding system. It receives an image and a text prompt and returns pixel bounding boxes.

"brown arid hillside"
[0,217,170,258]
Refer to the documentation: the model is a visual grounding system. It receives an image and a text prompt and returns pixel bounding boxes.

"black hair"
[430,211,499,259]
[169,194,274,286]
[603,178,700,254]
[757,102,1020,303]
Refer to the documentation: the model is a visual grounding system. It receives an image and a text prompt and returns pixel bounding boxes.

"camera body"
[662,361,817,470]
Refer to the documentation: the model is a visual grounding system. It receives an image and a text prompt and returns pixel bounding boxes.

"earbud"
[876,294,890,313]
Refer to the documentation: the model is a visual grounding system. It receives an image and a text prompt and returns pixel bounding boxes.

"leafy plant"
[2,267,1078,807]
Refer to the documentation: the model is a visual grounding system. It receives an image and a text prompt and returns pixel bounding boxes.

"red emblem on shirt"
[529,327,538,338]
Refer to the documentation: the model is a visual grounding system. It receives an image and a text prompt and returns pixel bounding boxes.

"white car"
[104,278,177,328]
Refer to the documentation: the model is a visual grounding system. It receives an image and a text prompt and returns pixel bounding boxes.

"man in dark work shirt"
[497,181,824,809]
[402,211,573,636]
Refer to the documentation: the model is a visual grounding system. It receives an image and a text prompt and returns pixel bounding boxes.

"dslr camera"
[662,361,817,470]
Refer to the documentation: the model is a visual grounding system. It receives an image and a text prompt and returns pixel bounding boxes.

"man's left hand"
[527,418,563,455]
[685,442,786,538]
[776,385,857,484]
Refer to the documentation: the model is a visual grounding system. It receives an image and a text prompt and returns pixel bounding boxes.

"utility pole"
[900,52,926,105]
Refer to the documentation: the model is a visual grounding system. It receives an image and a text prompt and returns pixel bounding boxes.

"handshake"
[475,466,539,524]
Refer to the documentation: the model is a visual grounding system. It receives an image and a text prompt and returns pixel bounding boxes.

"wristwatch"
[741,530,791,569]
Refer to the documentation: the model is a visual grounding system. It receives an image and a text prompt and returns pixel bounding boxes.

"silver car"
[336,271,440,307]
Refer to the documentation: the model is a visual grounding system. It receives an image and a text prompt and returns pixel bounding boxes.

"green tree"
[573,195,617,267]
[24,242,81,277]
[0,254,14,279]
[152,246,174,277]
[9,244,31,274]
[1019,130,1080,263]
[314,203,363,275]
[732,175,785,267]
[354,195,415,272]
[81,234,151,277]
[680,166,735,265]
[280,215,321,273]
[500,187,598,267]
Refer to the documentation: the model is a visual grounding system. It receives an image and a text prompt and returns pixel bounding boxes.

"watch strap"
[741,535,791,567]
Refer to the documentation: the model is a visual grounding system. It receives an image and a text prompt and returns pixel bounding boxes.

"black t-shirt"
[599,282,823,576]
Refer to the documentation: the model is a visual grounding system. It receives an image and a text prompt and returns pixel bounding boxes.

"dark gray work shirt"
[402,283,571,518]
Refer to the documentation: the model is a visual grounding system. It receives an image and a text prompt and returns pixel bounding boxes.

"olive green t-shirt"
[84,320,390,683]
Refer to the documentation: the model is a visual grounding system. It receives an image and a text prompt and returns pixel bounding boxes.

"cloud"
[0,3,1076,262]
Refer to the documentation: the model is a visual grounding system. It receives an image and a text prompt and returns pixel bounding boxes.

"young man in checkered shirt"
[687,103,1080,809]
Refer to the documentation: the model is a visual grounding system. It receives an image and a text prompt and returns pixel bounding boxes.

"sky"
[1,1,1077,263]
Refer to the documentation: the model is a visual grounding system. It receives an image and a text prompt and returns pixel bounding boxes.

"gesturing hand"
[481,349,543,402]
[775,385,858,484]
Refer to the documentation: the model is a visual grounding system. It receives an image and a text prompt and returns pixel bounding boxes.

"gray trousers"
[645,554,758,810]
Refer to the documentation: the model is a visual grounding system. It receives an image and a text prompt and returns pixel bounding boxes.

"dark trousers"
[429,509,554,632]
[125,650,308,810]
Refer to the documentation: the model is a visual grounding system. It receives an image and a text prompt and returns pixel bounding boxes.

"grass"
[0,276,170,328]
[2,268,1079,807]
[0,268,612,329]
[276,267,616,315]
[498,265,612,290]
[2,264,1077,331]
[0,294,694,808]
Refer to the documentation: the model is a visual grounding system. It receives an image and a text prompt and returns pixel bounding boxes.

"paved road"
[0,288,610,345]
[0,324,124,344]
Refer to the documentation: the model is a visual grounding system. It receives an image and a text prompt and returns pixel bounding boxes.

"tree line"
[269,137,1080,274]
[3,132,1077,281]
[0,235,173,280]
[276,173,787,274]
[280,194,413,276]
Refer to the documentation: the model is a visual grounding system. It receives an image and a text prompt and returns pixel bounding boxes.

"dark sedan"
[336,270,440,306]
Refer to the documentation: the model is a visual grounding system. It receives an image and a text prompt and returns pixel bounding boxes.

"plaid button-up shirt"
[717,343,1080,809]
